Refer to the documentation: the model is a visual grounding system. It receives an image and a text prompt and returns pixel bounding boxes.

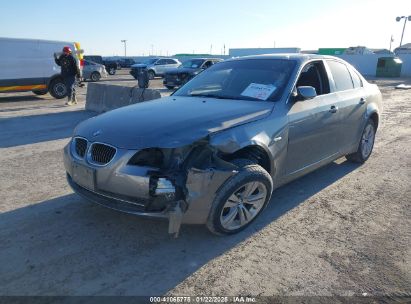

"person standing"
[54,46,80,105]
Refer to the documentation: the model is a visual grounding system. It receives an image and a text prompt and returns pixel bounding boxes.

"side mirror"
[297,86,317,100]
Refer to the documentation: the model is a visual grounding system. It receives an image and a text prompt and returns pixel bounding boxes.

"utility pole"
[224,44,226,55]
[389,35,394,52]
[121,40,127,57]
[151,44,154,56]
[210,44,213,55]
[396,16,411,47]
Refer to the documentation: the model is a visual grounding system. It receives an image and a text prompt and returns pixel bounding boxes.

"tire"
[32,90,48,95]
[206,159,273,235]
[108,67,116,75]
[165,85,175,90]
[346,119,376,163]
[48,78,67,99]
[147,70,155,80]
[90,72,101,82]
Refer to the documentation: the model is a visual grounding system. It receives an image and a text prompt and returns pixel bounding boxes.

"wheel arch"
[366,102,380,130]
[219,143,273,175]
[46,73,63,88]
[369,111,379,129]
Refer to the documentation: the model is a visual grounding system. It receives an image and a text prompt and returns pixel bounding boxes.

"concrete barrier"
[85,83,161,113]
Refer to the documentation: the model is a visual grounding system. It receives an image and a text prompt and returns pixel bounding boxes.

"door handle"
[359,97,366,105]
[329,105,338,113]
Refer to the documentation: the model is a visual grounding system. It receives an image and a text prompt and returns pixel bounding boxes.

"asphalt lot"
[0,69,410,297]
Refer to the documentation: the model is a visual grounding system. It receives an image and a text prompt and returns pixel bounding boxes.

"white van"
[0,37,83,99]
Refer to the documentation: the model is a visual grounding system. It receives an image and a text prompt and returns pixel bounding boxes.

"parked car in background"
[82,60,107,82]
[163,58,223,89]
[119,58,137,68]
[130,58,181,80]
[64,54,382,236]
[84,55,118,75]
[0,37,83,99]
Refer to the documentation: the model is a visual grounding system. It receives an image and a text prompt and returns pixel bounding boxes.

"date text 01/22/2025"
[149,296,256,303]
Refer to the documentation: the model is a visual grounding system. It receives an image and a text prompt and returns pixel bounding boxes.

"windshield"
[173,59,296,101]
[181,59,205,69]
[143,58,158,65]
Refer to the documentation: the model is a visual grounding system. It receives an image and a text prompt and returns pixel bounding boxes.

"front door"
[285,61,341,174]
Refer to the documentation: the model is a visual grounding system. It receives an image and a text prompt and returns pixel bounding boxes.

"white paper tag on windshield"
[241,83,277,100]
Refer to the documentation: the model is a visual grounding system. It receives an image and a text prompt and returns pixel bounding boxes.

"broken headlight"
[128,148,164,168]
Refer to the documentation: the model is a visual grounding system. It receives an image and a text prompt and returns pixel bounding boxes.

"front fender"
[209,116,288,180]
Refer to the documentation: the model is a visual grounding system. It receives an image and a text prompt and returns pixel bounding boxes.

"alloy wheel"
[220,181,268,230]
[361,123,375,159]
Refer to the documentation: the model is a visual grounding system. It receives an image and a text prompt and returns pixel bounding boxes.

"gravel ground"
[0,71,410,298]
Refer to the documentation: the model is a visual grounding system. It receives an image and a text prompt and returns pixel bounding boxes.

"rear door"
[325,60,367,153]
[286,60,341,174]
[154,59,168,74]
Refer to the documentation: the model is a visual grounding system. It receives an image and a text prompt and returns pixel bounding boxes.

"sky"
[1,0,410,56]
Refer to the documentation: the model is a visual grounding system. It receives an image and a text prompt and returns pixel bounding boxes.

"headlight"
[128,148,164,168]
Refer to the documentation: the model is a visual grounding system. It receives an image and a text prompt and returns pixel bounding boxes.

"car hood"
[74,96,273,149]
[166,67,199,75]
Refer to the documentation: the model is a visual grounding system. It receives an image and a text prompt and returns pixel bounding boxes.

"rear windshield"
[174,59,296,101]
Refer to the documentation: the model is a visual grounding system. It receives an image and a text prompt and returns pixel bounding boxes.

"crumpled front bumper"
[63,141,236,235]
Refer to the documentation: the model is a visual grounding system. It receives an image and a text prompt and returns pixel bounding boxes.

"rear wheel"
[90,72,101,82]
[346,119,376,163]
[48,78,67,99]
[147,70,155,80]
[32,90,48,95]
[206,159,273,235]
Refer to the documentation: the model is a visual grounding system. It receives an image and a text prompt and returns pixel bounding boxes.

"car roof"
[184,58,222,60]
[228,53,341,63]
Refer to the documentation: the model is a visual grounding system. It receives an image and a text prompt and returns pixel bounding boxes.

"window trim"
[294,60,331,98]
[156,59,167,65]
[348,66,363,88]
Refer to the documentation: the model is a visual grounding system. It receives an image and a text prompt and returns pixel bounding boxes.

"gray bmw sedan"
[64,54,382,236]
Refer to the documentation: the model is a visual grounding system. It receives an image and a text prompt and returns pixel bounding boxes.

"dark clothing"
[55,54,79,77]
[65,75,77,101]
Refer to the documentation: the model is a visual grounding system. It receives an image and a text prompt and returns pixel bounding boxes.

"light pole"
[396,16,411,47]
[121,40,127,57]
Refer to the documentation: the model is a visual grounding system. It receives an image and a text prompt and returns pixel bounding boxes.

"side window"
[327,60,354,91]
[166,59,176,64]
[156,59,167,65]
[296,61,330,96]
[349,68,363,88]
[203,61,213,69]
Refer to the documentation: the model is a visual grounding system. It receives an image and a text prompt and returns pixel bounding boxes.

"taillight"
[80,59,85,68]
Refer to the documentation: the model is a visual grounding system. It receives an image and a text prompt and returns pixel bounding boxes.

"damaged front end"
[64,133,239,237]
[138,141,237,237]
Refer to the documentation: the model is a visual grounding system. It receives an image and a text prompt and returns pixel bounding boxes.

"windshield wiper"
[189,93,231,99]
[189,93,261,101]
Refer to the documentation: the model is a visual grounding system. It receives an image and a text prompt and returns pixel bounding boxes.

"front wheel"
[147,70,155,80]
[108,67,116,75]
[206,161,273,235]
[90,72,101,82]
[48,78,67,99]
[346,119,376,163]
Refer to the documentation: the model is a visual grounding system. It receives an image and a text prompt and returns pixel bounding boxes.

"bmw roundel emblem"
[92,130,102,137]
